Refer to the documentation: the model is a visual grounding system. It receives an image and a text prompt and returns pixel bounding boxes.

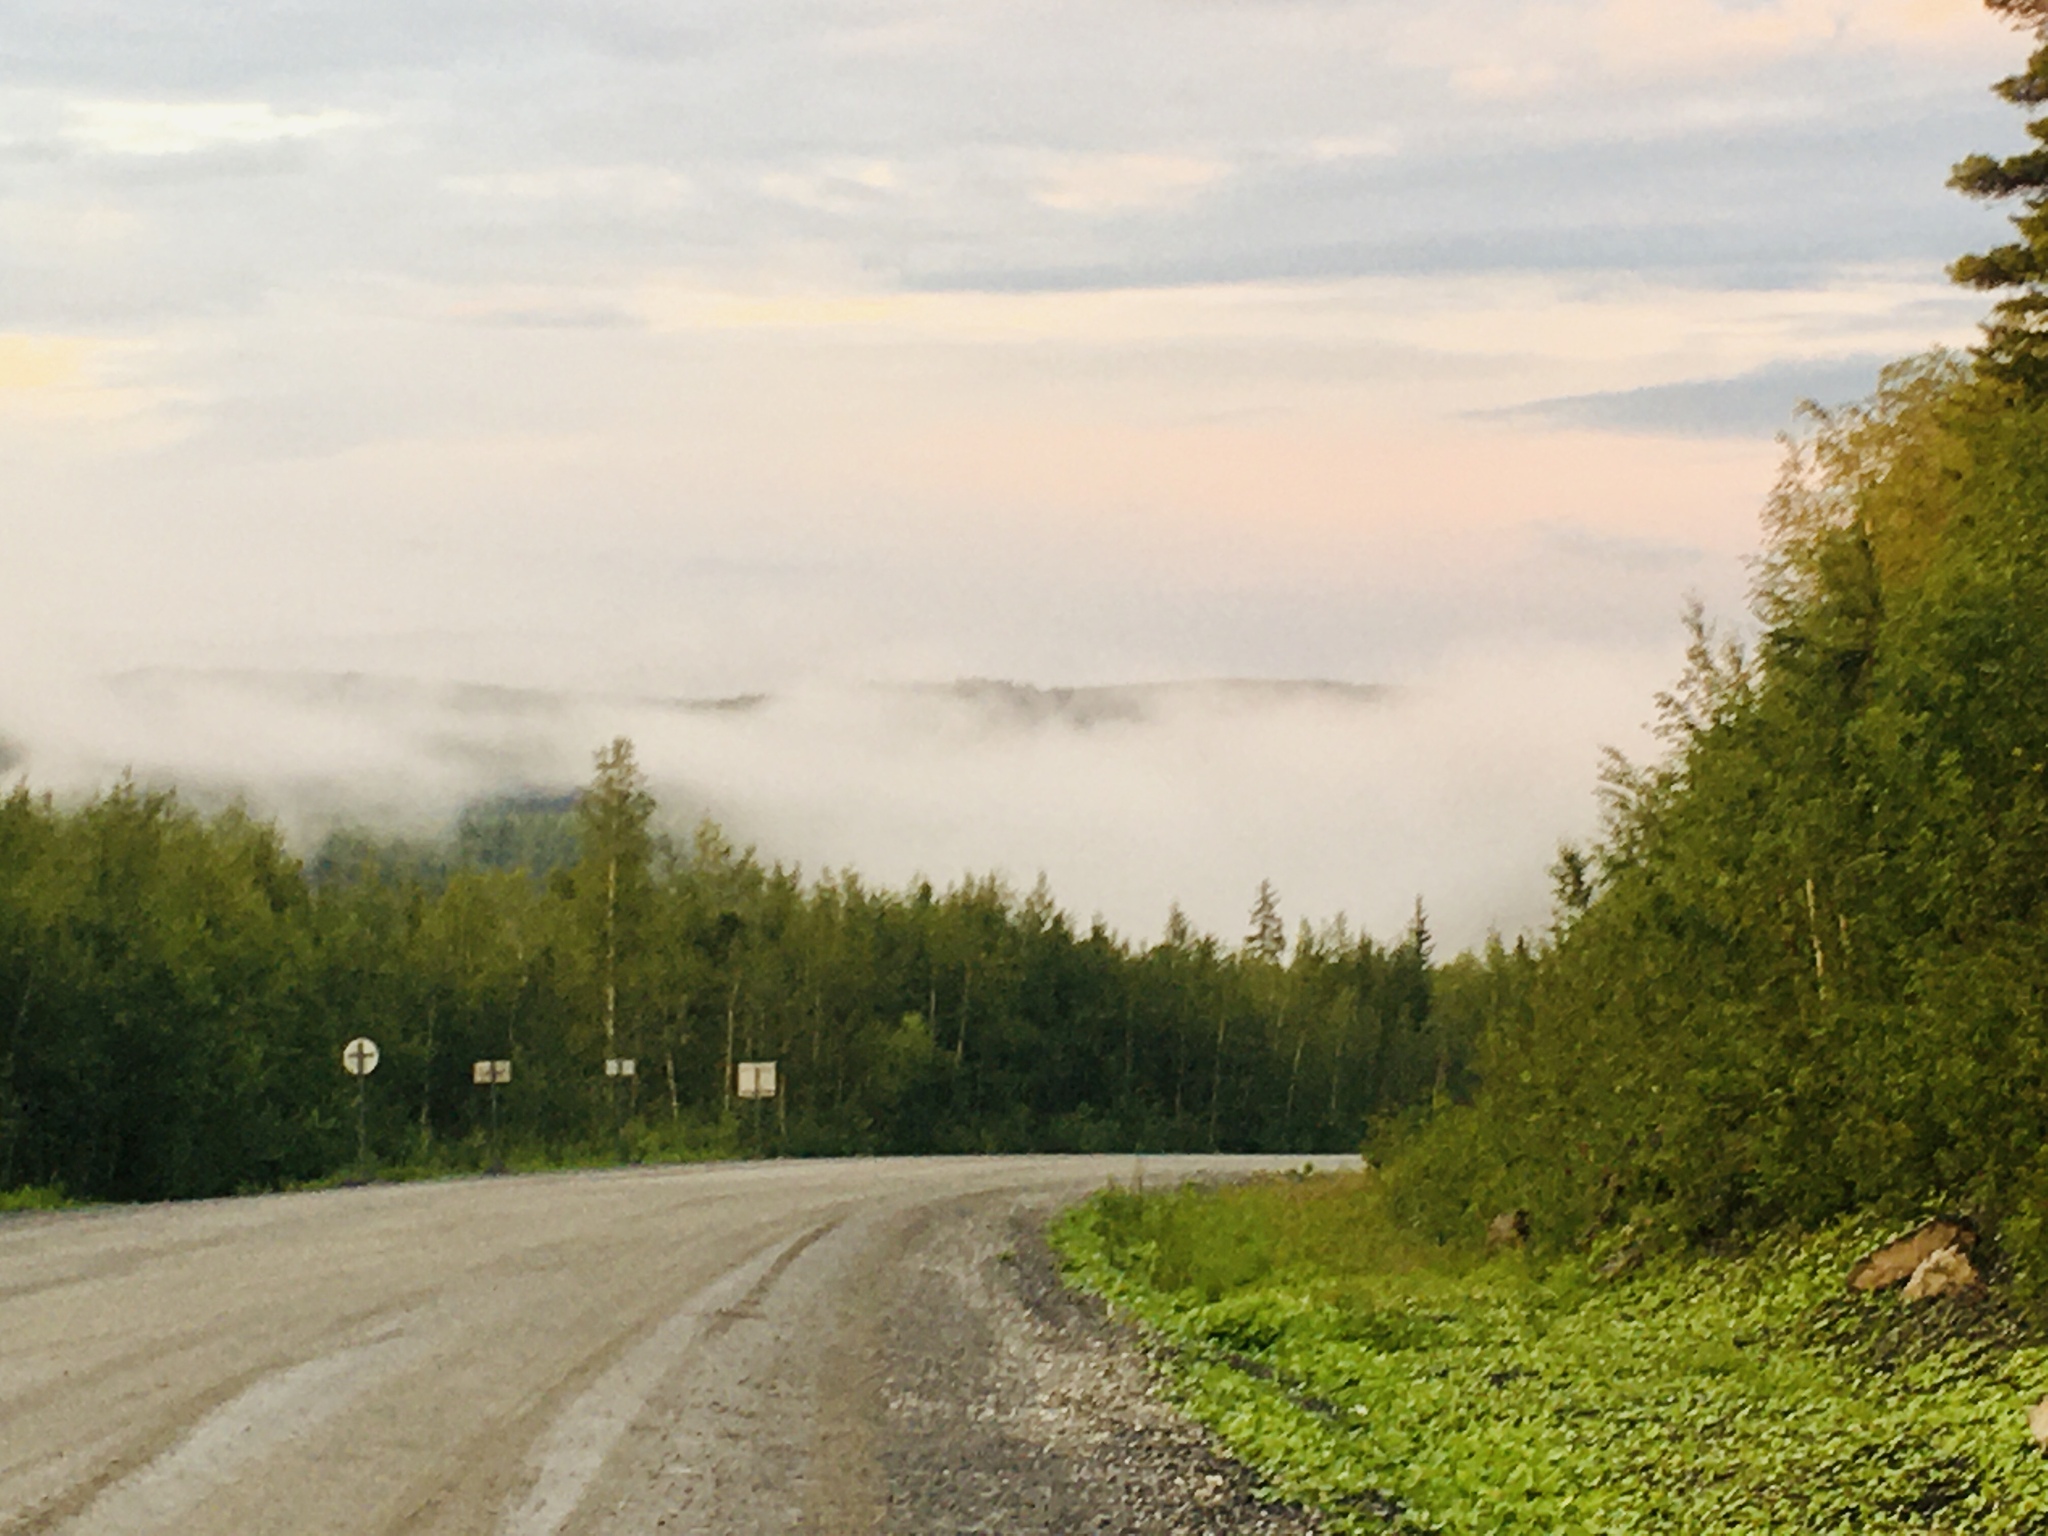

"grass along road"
[1051,1171,2048,1534]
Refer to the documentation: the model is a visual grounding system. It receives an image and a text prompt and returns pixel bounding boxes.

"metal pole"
[355,1072,367,1175]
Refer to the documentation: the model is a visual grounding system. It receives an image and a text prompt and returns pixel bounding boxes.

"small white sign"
[342,1037,380,1077]
[736,1061,777,1100]
[472,1060,512,1085]
[605,1058,636,1078]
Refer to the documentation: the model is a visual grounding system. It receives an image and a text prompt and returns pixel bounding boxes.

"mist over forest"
[0,653,1665,950]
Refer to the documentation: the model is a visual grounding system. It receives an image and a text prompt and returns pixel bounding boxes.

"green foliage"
[1056,1176,2048,1534]
[0,782,327,1201]
[0,750,1476,1200]
[1396,356,2048,1280]
[0,1184,79,1213]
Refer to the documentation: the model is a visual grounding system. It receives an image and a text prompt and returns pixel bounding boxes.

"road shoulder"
[870,1196,1322,1536]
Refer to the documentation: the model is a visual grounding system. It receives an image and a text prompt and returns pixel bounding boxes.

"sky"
[0,0,2032,947]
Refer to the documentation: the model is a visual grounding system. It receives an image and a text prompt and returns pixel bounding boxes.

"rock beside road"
[1902,1245,1983,1303]
[1846,1217,1977,1293]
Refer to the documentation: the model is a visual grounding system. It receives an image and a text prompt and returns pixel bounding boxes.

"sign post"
[472,1059,511,1156]
[737,1060,781,1148]
[604,1059,635,1159]
[342,1036,380,1175]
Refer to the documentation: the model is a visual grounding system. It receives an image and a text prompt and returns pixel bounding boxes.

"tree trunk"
[1284,1030,1305,1137]
[955,961,971,1063]
[722,977,741,1113]
[604,857,618,1057]
[419,1001,436,1147]
[1207,1012,1228,1151]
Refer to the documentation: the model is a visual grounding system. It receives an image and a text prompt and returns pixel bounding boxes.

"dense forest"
[1378,3,2048,1284]
[0,740,1468,1201]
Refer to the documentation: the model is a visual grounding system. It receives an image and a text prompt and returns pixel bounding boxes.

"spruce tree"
[1245,880,1285,963]
[1950,0,2048,390]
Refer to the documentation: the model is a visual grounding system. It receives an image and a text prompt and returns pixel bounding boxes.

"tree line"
[0,740,1466,1202]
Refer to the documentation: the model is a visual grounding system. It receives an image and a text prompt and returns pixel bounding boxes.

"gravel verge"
[873,1195,1324,1536]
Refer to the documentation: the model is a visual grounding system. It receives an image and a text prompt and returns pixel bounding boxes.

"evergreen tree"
[1950,1,2048,390]
[1245,880,1285,963]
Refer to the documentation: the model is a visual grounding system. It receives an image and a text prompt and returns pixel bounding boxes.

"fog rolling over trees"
[0,739,1488,1201]
[0,661,1661,954]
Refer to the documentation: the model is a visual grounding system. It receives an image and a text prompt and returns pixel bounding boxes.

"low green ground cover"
[1052,1173,2048,1533]
[0,1184,80,1213]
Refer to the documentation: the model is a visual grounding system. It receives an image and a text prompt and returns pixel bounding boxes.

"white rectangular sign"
[472,1060,511,1085]
[605,1057,636,1078]
[736,1061,778,1100]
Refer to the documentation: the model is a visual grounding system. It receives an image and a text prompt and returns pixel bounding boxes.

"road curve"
[0,1155,1345,1535]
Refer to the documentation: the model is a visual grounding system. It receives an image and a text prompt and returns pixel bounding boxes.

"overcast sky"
[0,0,2031,944]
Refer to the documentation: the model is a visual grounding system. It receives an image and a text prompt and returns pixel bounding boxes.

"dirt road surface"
[0,1156,1346,1535]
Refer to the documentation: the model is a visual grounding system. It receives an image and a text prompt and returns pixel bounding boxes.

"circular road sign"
[342,1037,381,1077]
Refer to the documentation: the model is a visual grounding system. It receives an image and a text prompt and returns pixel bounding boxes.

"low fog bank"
[0,653,1671,951]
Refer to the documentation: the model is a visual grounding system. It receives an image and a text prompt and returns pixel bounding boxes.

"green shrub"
[0,1184,79,1213]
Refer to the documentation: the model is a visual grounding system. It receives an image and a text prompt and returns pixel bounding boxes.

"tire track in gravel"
[499,1220,842,1536]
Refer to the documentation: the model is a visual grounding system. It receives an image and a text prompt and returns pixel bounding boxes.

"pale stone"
[1902,1245,1983,1303]
[1847,1218,1975,1292]
[2028,1396,2048,1452]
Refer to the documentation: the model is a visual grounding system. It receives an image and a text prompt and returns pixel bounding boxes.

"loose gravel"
[872,1196,1324,1536]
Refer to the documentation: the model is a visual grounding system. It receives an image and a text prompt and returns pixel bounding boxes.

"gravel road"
[0,1156,1343,1534]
